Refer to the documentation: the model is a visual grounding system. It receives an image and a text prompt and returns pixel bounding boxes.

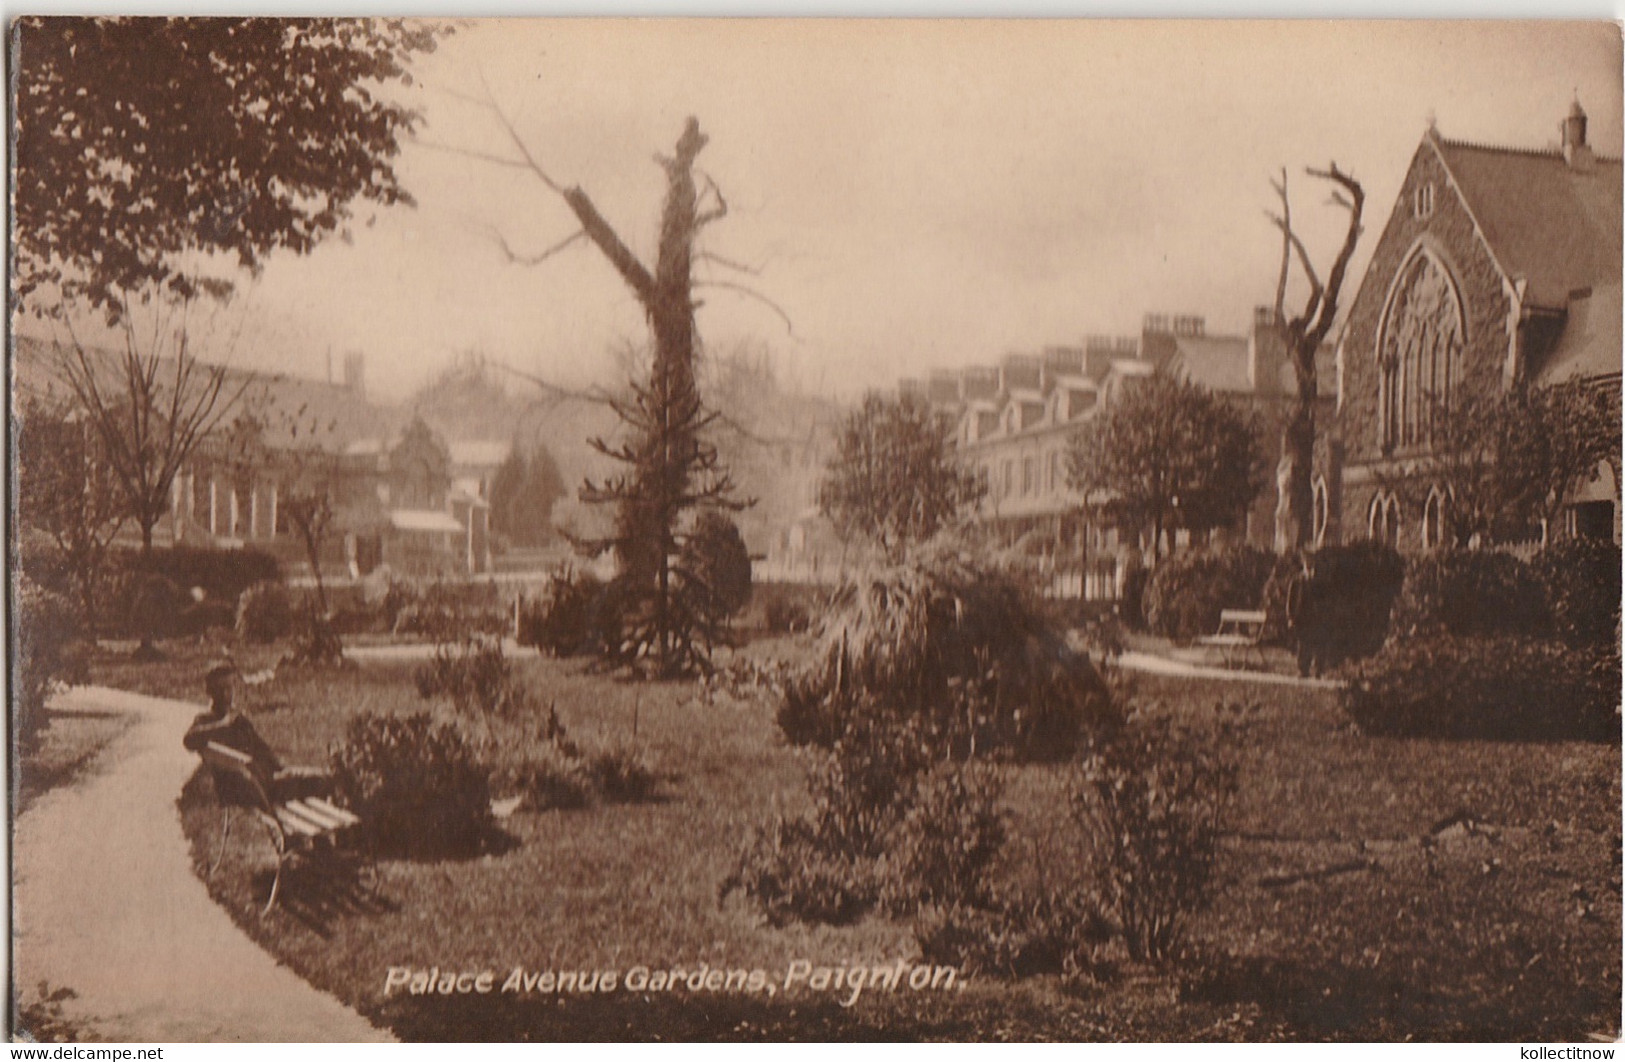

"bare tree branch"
[477,69,565,195]
[411,137,535,172]
[490,226,588,267]
[696,172,728,227]
[1267,210,1324,327]
[1304,161,1366,345]
[1272,168,1291,322]
[694,280,796,338]
[696,250,763,276]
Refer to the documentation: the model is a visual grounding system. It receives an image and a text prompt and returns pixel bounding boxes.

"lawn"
[96,636,1621,1041]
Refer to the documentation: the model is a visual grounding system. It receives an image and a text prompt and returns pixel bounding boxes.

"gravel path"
[11,685,391,1043]
[1116,650,1344,688]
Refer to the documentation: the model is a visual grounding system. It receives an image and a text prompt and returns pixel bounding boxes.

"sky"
[22,18,1625,403]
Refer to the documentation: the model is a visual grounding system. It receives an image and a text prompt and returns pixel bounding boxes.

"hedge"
[1342,634,1619,742]
[1143,546,1275,642]
[1390,549,1551,640]
[118,546,280,603]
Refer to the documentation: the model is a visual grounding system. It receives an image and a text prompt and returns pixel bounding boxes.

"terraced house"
[1336,102,1623,549]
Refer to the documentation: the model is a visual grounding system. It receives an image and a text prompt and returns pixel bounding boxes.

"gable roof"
[1432,135,1623,310]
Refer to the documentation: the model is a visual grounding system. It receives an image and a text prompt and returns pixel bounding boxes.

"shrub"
[175,600,236,637]
[914,890,1113,981]
[588,743,662,804]
[119,546,280,603]
[496,743,594,812]
[329,711,495,857]
[1143,546,1275,641]
[390,579,507,640]
[723,715,931,924]
[283,602,346,668]
[124,573,187,641]
[236,580,294,643]
[14,576,86,754]
[1260,541,1404,669]
[881,764,1005,912]
[415,635,529,724]
[1342,634,1619,741]
[783,551,1117,762]
[1533,537,1622,648]
[1072,713,1238,964]
[723,817,882,926]
[517,568,621,657]
[1391,549,1550,640]
[679,511,753,622]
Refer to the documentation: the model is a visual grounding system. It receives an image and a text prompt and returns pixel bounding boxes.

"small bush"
[914,890,1113,981]
[1342,634,1619,741]
[329,711,495,857]
[497,743,594,812]
[723,817,882,926]
[124,573,187,641]
[588,743,662,804]
[415,636,529,723]
[284,603,346,668]
[1143,545,1275,642]
[236,580,294,643]
[1260,541,1404,669]
[175,599,236,637]
[14,576,86,754]
[517,568,620,657]
[1072,713,1238,964]
[388,579,507,641]
[1391,549,1550,640]
[119,546,280,603]
[882,764,1005,912]
[1534,537,1622,648]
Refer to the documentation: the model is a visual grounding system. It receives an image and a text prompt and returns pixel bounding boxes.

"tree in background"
[15,396,128,626]
[490,442,566,548]
[1068,373,1264,561]
[1390,380,1621,547]
[678,511,754,629]
[818,392,985,562]
[1265,163,1365,552]
[14,18,444,558]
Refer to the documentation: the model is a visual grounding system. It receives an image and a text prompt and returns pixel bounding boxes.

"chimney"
[343,351,366,397]
[1249,305,1287,395]
[1563,98,1594,170]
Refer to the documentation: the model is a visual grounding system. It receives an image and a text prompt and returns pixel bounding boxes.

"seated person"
[185,663,328,801]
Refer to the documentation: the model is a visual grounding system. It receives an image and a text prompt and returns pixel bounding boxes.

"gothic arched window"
[1378,250,1465,452]
[1368,491,1402,547]
[1421,486,1448,551]
[1312,475,1330,547]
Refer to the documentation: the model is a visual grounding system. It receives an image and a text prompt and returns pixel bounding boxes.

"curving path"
[11,685,391,1043]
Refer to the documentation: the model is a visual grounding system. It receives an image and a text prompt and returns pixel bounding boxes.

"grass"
[91,633,1622,1040]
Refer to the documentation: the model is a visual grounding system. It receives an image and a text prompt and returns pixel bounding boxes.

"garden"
[43,535,1619,1042]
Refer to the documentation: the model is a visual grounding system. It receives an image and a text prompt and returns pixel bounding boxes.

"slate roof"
[1433,136,1623,310]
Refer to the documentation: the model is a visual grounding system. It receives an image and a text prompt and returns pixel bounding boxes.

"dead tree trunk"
[1268,163,1364,552]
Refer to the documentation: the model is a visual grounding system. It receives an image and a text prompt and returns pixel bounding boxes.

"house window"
[1413,182,1435,219]
[1047,451,1059,494]
[1379,250,1464,452]
[1021,457,1035,496]
[1001,460,1014,499]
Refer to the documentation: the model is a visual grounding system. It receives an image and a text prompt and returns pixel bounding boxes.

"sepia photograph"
[8,15,1623,1044]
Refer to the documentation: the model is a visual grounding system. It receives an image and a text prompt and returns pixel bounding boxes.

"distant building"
[1336,102,1622,548]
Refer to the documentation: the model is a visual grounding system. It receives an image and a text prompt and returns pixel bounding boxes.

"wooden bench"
[1197,609,1268,670]
[198,741,363,914]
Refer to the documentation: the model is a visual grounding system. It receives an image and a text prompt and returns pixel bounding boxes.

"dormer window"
[1413,182,1435,219]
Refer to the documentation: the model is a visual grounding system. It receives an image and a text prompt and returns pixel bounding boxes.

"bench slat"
[285,799,347,831]
[305,797,361,828]
[274,806,324,837]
